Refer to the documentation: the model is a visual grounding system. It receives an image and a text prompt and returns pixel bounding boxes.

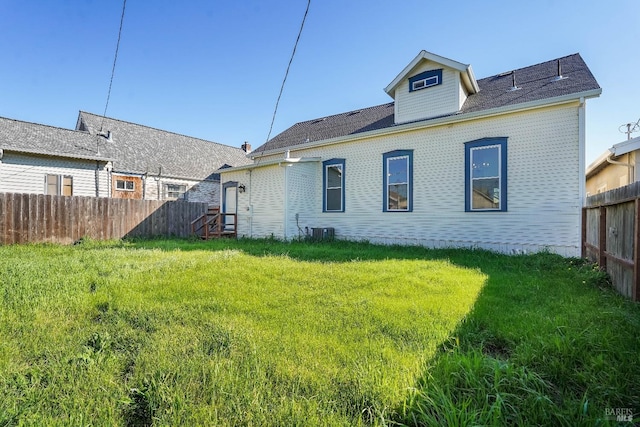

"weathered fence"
[0,192,209,245]
[582,181,640,301]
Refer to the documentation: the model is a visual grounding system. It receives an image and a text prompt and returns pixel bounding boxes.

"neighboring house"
[0,111,252,205]
[0,116,113,197]
[586,135,640,195]
[76,111,252,204]
[219,50,601,256]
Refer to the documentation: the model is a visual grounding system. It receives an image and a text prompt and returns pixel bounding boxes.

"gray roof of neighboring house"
[255,53,600,153]
[0,116,112,161]
[76,111,252,181]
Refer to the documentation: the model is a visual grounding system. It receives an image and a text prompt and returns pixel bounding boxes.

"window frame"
[464,137,508,212]
[383,150,413,212]
[409,69,443,92]
[116,179,135,191]
[322,158,345,213]
[45,174,73,196]
[165,183,187,200]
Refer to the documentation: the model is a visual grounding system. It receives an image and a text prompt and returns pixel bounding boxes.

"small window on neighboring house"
[409,69,443,92]
[116,179,135,191]
[465,138,507,212]
[323,159,345,212]
[383,150,413,212]
[165,184,187,200]
[45,174,73,196]
[62,176,73,196]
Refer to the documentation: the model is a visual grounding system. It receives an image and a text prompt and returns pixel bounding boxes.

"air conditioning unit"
[311,227,335,241]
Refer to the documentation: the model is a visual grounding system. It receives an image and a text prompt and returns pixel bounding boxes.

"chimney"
[241,142,252,153]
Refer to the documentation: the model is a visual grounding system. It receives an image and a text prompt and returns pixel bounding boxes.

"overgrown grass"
[0,238,638,425]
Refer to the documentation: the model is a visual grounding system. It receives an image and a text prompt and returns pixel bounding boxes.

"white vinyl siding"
[140,176,219,205]
[222,165,285,239]
[0,153,108,197]
[224,102,584,256]
[395,61,462,124]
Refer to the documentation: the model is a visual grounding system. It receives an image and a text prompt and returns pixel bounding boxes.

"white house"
[0,117,113,197]
[0,112,252,205]
[219,50,601,256]
[75,111,252,204]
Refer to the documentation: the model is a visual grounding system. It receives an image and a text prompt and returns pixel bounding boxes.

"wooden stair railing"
[190,207,237,239]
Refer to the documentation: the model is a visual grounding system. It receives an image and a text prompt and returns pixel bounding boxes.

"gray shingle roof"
[255,53,600,153]
[0,116,111,161]
[77,111,252,181]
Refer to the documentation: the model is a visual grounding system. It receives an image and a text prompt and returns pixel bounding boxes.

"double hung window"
[383,150,413,212]
[323,159,345,212]
[45,174,73,196]
[465,138,507,212]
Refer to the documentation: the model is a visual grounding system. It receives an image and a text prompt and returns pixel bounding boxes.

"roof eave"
[220,157,322,173]
[586,149,614,178]
[252,88,602,159]
[611,135,640,157]
[1,147,114,162]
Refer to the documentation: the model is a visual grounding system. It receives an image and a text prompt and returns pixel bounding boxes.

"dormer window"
[409,69,443,92]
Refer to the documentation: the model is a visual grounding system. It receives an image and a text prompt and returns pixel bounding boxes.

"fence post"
[634,198,640,302]
[598,206,607,270]
[581,207,587,258]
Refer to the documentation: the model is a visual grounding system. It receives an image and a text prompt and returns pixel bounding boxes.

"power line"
[260,0,311,156]
[100,0,128,133]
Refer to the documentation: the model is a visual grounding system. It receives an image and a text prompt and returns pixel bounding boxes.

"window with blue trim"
[465,138,507,212]
[383,150,413,212]
[409,69,443,92]
[323,158,345,212]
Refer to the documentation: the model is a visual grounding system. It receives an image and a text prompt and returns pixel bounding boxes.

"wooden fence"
[582,181,640,301]
[0,192,209,245]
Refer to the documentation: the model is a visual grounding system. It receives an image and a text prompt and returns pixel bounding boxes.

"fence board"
[0,193,207,245]
[584,182,640,301]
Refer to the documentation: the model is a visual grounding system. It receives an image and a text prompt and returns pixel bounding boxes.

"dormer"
[384,51,479,125]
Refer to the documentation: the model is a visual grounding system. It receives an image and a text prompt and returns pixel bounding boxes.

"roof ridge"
[79,111,241,150]
[0,115,92,136]
[480,53,581,81]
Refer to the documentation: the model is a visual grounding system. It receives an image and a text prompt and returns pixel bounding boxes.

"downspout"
[578,98,586,255]
[142,172,147,199]
[578,98,586,205]
[606,154,635,185]
[248,169,253,238]
[95,161,100,197]
[107,162,113,198]
[283,165,289,240]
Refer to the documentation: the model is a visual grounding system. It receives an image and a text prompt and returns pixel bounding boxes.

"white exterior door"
[223,184,237,229]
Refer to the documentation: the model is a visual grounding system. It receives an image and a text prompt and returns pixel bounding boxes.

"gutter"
[250,88,602,159]
[220,156,321,173]
[1,147,115,162]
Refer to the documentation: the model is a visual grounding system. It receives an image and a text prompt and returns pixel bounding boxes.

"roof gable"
[76,111,252,180]
[384,50,479,97]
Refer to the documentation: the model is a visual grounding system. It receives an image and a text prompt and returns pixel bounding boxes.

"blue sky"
[1,0,638,164]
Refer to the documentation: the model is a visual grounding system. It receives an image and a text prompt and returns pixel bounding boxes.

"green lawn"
[0,238,638,426]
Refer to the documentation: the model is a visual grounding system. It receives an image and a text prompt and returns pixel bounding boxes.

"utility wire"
[100,0,127,133]
[258,0,311,161]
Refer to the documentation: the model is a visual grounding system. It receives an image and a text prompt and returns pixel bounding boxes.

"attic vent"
[98,130,113,142]
[312,118,327,124]
[509,71,521,91]
[552,59,567,81]
[347,110,361,116]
